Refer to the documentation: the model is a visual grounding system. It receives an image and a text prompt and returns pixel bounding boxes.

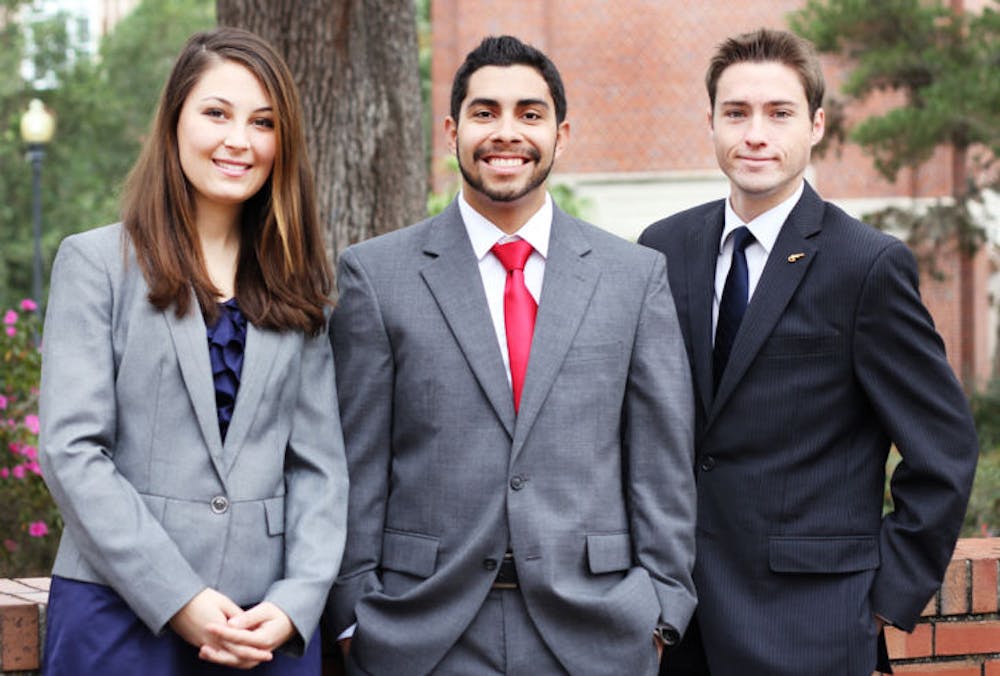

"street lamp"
[19,98,56,309]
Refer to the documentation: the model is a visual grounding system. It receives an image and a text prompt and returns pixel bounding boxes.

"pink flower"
[0,468,8,478]
[19,299,37,312]
[5,326,14,337]
[3,310,16,325]
[21,445,37,459]
[23,414,39,435]
[27,461,41,475]
[12,464,25,479]
[0,395,6,410]
[28,521,48,538]
[4,539,17,552]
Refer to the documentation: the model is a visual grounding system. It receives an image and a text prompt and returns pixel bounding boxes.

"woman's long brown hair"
[120,27,331,334]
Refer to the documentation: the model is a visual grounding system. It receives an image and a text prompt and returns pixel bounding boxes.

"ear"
[706,106,714,136]
[810,107,825,147]
[445,116,458,154]
[553,119,570,159]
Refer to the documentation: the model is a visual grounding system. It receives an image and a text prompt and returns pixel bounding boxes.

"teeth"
[488,157,524,167]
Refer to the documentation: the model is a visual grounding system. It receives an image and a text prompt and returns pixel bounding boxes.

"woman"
[38,27,347,675]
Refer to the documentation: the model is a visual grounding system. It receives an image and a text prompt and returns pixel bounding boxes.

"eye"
[522,111,542,121]
[252,117,275,129]
[773,110,792,119]
[471,109,494,119]
[203,107,226,119]
[724,109,745,119]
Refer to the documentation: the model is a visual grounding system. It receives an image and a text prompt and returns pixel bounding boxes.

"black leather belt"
[492,552,518,589]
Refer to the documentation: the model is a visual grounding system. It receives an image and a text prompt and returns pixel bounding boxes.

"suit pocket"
[263,497,284,536]
[759,332,841,358]
[769,535,879,574]
[563,341,622,365]
[586,532,633,574]
[381,529,439,578]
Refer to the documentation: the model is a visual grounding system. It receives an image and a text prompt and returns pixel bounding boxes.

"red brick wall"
[887,539,1000,674]
[430,0,995,388]
[429,0,950,199]
[0,578,47,673]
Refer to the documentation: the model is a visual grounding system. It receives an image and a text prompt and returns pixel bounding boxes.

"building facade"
[430,0,997,388]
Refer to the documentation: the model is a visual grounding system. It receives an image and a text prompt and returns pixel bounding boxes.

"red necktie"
[491,239,537,412]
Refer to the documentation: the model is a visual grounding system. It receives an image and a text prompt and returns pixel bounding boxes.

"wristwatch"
[654,623,680,648]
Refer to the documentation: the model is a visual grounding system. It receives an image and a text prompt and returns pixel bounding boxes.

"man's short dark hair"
[706,28,825,118]
[450,35,567,123]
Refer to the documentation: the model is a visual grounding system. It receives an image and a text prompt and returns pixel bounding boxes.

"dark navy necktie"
[714,226,754,391]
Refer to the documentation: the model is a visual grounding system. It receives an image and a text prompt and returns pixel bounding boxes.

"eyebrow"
[199,95,273,113]
[466,97,551,110]
[719,99,800,107]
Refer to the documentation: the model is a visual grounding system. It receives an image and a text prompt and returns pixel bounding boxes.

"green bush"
[970,380,1000,451]
[963,448,1000,537]
[966,380,1000,536]
[0,300,60,577]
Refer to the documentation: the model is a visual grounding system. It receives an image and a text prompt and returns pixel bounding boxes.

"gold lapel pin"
[787,253,806,263]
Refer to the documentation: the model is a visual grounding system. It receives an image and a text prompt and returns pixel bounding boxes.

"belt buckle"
[492,552,518,589]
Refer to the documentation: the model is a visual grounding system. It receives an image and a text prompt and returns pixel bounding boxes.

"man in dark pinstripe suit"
[640,28,978,676]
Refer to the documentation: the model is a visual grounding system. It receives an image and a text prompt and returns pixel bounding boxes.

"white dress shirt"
[458,191,551,383]
[712,181,804,342]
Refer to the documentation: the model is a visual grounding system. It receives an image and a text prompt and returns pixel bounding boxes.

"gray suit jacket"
[39,223,348,650]
[327,201,696,675]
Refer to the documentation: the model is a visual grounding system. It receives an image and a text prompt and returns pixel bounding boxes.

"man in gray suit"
[326,35,696,675]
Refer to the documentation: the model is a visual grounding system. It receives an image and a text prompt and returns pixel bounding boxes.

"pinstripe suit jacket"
[639,182,978,675]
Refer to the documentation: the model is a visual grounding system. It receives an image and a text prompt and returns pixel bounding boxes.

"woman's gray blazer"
[38,223,348,651]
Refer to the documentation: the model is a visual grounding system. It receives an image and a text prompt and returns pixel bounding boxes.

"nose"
[490,112,522,143]
[224,126,250,151]
[743,113,767,147]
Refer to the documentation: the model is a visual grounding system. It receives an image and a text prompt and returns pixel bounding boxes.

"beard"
[457,144,553,203]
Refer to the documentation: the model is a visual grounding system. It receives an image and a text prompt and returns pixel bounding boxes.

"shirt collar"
[721,181,804,254]
[459,191,552,261]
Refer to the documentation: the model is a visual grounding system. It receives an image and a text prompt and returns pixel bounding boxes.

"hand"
[202,601,294,668]
[339,637,352,658]
[170,588,242,647]
[171,588,267,667]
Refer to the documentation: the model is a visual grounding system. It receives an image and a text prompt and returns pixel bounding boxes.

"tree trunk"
[216,0,426,269]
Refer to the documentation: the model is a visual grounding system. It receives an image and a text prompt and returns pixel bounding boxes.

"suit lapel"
[708,184,824,422]
[688,204,724,417]
[163,297,227,479]
[219,322,280,475]
[511,211,599,459]
[420,202,516,437]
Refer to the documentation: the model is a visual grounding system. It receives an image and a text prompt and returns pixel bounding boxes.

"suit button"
[483,558,498,571]
[210,495,229,514]
[700,456,716,472]
[509,475,526,491]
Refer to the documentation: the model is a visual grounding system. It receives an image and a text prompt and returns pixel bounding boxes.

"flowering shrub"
[1,300,60,577]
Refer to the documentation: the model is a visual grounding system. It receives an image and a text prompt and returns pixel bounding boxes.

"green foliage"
[964,448,1000,537]
[0,300,58,577]
[789,0,1000,254]
[0,0,214,310]
[969,378,1000,536]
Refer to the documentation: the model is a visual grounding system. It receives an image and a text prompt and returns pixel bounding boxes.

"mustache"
[472,146,541,163]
